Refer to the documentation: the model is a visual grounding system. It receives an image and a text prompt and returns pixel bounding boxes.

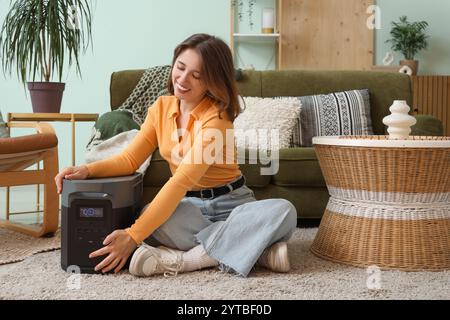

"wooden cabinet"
[281,0,374,70]
[412,75,450,136]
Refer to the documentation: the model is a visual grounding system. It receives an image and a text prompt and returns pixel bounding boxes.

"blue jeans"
[143,176,297,277]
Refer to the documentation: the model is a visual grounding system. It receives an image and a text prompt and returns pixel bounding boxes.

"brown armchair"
[0,122,59,237]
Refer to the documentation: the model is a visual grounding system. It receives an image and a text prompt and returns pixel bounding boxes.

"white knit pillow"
[234,97,301,151]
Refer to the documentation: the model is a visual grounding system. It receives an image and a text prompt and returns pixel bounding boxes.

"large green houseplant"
[0,0,93,113]
[386,16,429,75]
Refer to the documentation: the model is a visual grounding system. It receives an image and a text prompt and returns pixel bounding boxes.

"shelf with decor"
[233,33,280,41]
[230,0,283,70]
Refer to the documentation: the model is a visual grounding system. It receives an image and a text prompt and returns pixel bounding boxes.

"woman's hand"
[54,165,89,194]
[89,230,138,274]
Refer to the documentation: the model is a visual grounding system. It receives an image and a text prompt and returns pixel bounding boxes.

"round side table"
[311,135,450,271]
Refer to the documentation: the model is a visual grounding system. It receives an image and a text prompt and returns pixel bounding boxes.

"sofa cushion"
[257,70,412,135]
[291,89,373,147]
[141,184,330,219]
[86,110,140,151]
[143,148,171,187]
[112,68,251,111]
[237,148,272,187]
[234,96,301,150]
[272,147,326,187]
[239,163,272,187]
[110,70,146,109]
[0,133,58,154]
[411,115,444,136]
[236,70,262,97]
[252,185,330,219]
[143,148,273,188]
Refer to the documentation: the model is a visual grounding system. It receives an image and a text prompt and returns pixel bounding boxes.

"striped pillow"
[290,89,373,147]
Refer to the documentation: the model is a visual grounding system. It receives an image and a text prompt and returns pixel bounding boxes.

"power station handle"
[69,192,112,201]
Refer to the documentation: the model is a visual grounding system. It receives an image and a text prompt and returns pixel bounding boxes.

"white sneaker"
[129,244,184,277]
[257,241,290,273]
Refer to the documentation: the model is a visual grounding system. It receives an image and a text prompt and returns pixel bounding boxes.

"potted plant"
[0,0,93,113]
[386,16,429,75]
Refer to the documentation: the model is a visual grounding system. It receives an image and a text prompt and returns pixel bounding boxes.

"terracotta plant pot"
[400,60,419,75]
[27,82,65,113]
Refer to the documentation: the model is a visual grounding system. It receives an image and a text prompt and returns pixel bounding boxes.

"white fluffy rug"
[0,228,449,300]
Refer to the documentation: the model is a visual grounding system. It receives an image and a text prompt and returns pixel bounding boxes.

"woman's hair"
[167,33,241,121]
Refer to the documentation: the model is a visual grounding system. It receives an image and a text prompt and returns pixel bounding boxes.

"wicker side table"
[311,135,450,271]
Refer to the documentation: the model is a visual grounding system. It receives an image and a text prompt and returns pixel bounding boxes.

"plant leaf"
[0,0,94,83]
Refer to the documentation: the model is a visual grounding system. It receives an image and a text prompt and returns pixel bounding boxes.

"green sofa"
[109,69,443,223]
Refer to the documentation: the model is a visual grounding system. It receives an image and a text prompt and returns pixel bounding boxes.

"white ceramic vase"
[382,100,417,139]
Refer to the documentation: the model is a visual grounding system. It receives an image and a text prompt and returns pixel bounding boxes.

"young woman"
[54,33,297,277]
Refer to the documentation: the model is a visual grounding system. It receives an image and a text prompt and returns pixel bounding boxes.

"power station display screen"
[79,207,104,218]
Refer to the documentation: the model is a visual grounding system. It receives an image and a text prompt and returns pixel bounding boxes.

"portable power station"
[61,173,143,273]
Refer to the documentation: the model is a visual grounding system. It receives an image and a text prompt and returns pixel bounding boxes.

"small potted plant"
[0,0,93,113]
[386,16,429,75]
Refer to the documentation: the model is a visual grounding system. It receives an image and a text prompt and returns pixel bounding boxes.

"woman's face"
[172,48,208,105]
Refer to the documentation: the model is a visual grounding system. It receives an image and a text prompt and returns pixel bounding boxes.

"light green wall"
[375,0,450,75]
[1,0,449,169]
[0,0,230,169]
[233,0,278,70]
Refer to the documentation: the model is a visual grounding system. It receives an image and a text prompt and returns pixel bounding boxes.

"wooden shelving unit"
[281,0,374,70]
[233,33,280,41]
[231,0,374,71]
[230,0,283,70]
